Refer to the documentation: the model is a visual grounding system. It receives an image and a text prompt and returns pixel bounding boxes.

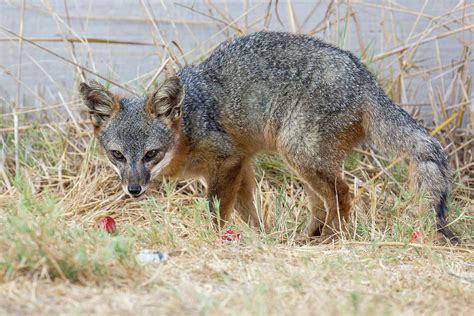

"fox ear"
[79,80,120,131]
[145,76,183,122]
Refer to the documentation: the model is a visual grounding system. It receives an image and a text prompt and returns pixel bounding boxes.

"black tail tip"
[437,223,461,245]
[436,192,460,245]
[436,191,461,245]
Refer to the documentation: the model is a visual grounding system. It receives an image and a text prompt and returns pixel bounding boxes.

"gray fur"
[82,31,458,242]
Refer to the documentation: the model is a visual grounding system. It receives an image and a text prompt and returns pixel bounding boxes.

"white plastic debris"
[136,249,169,265]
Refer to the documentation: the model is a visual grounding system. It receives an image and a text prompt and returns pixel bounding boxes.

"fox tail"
[364,88,459,243]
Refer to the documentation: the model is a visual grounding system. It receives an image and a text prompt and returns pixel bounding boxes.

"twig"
[371,25,474,62]
[139,0,169,65]
[343,241,472,253]
[13,0,26,176]
[145,58,170,91]
[0,36,157,46]
[0,26,137,95]
[287,0,300,32]
[0,121,89,133]
[175,2,242,33]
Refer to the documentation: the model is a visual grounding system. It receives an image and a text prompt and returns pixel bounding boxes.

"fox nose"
[127,184,142,196]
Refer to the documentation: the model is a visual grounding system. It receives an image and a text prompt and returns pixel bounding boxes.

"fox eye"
[111,150,125,161]
[144,150,159,161]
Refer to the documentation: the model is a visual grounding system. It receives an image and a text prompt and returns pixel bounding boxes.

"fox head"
[79,77,183,197]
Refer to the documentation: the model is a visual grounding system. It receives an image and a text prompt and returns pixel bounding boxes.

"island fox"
[80,31,458,242]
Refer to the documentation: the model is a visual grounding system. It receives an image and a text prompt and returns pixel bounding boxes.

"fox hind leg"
[306,181,352,237]
[304,184,327,237]
[331,176,351,234]
[282,152,351,238]
[304,172,351,237]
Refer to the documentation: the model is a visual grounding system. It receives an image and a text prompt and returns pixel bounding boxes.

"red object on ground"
[410,231,422,243]
[221,229,242,242]
[97,216,116,234]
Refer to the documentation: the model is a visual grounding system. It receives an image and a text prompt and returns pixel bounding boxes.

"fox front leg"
[205,158,243,229]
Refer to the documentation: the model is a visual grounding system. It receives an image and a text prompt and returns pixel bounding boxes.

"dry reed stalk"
[139,0,170,66]
[0,26,136,95]
[372,25,474,62]
[287,0,300,32]
[0,64,50,106]
[0,36,157,46]
[175,2,242,33]
[12,0,26,176]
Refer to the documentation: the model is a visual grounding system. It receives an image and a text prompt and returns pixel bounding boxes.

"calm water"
[0,0,472,118]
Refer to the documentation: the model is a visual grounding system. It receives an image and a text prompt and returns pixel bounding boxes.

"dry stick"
[0,36,156,46]
[299,0,322,32]
[229,2,268,34]
[369,149,402,188]
[57,92,80,132]
[308,14,350,36]
[0,101,81,117]
[0,26,137,95]
[274,0,286,29]
[342,241,472,253]
[61,0,85,82]
[175,2,242,33]
[402,10,474,58]
[381,3,398,69]
[287,0,300,33]
[0,120,87,133]
[433,66,465,95]
[263,0,272,30]
[0,65,50,107]
[351,0,435,19]
[450,138,473,156]
[416,60,465,81]
[372,20,470,73]
[72,6,98,81]
[438,88,450,123]
[177,14,207,61]
[373,12,471,136]
[145,58,170,91]
[247,15,268,30]
[13,0,26,176]
[457,70,471,127]
[349,5,366,60]
[139,0,170,67]
[406,0,429,43]
[207,0,242,33]
[178,2,265,63]
[371,25,474,62]
[307,0,335,35]
[243,0,249,32]
[435,40,445,93]
[26,52,65,94]
[44,1,100,80]
[51,14,218,25]
[159,0,185,63]
[402,15,462,74]
[13,0,208,26]
[458,163,474,173]
[0,138,12,189]
[443,100,471,112]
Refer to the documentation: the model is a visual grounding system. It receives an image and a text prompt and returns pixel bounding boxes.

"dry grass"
[0,1,473,315]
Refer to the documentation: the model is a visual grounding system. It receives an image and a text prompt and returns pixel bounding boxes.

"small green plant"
[0,175,138,282]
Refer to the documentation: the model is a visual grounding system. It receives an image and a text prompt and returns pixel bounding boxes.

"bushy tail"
[365,90,459,243]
